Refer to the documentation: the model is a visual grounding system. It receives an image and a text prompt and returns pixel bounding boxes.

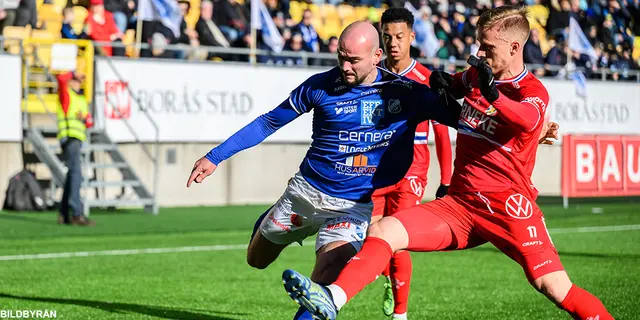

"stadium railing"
[88,41,640,83]
[1,37,637,82]
[1,36,161,215]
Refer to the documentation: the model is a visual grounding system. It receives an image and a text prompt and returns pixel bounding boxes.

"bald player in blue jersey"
[186,21,460,319]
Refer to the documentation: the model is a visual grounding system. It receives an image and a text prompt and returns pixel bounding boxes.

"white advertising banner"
[0,54,23,141]
[95,59,323,142]
[543,78,640,142]
[96,59,640,144]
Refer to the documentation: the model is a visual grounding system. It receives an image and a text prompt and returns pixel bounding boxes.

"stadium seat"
[634,37,640,61]
[307,3,319,15]
[72,6,88,34]
[123,29,136,57]
[337,4,354,19]
[44,20,63,37]
[320,4,338,20]
[354,6,369,20]
[38,3,62,29]
[528,4,549,28]
[289,1,303,21]
[323,18,341,39]
[185,0,201,29]
[2,26,31,55]
[52,0,67,11]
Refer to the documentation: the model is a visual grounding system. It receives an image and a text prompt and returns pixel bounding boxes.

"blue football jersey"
[289,67,458,202]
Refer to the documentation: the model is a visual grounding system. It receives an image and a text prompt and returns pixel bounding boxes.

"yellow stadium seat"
[289,0,301,13]
[367,7,384,22]
[72,6,88,34]
[320,4,338,20]
[341,15,358,28]
[40,4,62,21]
[633,37,640,60]
[307,4,319,15]
[337,4,354,19]
[44,20,63,36]
[323,18,340,39]
[355,6,369,20]
[529,4,549,27]
[53,0,67,11]
[2,25,31,55]
[123,29,136,57]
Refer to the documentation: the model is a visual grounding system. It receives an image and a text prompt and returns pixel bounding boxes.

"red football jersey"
[449,67,549,199]
[379,60,452,185]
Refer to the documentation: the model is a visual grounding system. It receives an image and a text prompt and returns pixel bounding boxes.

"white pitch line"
[0,244,246,261]
[0,224,639,262]
[548,224,640,234]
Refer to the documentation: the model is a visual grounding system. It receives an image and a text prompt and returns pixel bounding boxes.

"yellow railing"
[21,38,94,114]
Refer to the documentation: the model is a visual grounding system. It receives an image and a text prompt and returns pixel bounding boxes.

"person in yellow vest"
[56,71,95,226]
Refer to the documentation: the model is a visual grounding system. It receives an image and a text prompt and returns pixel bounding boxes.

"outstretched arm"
[205,100,300,165]
[186,99,301,187]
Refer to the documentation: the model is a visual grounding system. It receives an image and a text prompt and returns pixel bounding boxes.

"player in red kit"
[370,8,452,320]
[281,6,613,320]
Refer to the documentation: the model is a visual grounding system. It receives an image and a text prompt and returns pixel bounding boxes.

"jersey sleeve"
[431,121,452,185]
[449,68,474,99]
[492,84,549,133]
[288,73,326,114]
[205,99,301,165]
[411,83,461,129]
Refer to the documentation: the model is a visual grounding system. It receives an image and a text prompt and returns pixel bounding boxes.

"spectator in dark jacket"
[545,35,568,77]
[524,28,545,76]
[195,0,231,59]
[546,0,570,36]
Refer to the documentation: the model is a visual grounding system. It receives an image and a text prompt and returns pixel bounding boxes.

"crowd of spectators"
[1,0,639,79]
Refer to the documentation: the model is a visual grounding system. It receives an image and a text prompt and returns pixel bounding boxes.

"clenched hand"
[539,122,560,145]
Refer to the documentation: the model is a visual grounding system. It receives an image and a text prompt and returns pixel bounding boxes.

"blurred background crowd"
[1,0,639,80]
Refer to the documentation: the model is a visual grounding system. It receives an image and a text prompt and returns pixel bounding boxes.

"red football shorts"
[393,190,564,282]
[372,176,425,217]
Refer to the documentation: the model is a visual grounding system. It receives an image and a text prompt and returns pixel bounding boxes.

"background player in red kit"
[282,5,613,320]
[370,8,452,320]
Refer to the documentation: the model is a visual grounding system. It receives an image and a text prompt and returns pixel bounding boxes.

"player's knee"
[246,251,270,270]
[366,221,387,239]
[366,217,408,251]
[531,271,572,304]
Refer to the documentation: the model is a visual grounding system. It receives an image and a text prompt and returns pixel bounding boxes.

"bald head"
[336,21,383,86]
[339,21,380,54]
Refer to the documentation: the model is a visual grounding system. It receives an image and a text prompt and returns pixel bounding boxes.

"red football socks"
[390,250,412,315]
[559,284,614,320]
[334,237,394,301]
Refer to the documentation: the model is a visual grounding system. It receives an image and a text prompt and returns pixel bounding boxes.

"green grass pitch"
[0,202,639,319]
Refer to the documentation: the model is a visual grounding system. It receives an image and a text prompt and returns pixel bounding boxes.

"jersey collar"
[495,67,528,84]
[380,59,416,76]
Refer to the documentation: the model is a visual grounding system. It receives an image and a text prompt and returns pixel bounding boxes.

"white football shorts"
[258,172,373,252]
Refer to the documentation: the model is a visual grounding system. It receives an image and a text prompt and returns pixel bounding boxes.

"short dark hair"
[381,8,414,28]
[179,0,190,11]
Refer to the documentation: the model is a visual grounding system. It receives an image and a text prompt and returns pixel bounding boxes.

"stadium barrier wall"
[562,134,640,199]
[1,58,637,206]
[0,55,25,206]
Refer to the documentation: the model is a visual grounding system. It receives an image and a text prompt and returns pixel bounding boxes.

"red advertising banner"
[562,135,640,197]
